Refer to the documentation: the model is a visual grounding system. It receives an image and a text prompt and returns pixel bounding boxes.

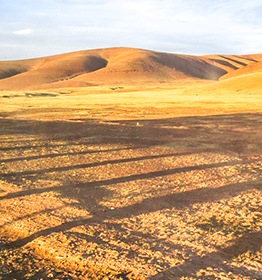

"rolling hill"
[0,47,261,90]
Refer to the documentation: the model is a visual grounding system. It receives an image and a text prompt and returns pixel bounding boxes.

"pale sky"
[1,0,262,60]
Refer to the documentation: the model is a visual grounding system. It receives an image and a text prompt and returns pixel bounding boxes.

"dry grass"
[0,82,262,279]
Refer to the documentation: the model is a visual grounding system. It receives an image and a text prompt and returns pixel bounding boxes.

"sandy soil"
[0,83,262,279]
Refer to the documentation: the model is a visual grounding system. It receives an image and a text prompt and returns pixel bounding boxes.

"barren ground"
[0,83,262,279]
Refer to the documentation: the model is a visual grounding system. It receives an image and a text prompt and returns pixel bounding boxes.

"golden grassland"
[0,78,261,118]
[0,80,262,279]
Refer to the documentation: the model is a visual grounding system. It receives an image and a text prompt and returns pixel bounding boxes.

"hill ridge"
[0,47,261,90]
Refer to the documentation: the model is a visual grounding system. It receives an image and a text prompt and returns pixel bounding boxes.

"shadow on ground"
[0,112,262,279]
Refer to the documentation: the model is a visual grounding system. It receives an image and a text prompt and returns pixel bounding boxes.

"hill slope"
[0,48,261,90]
[0,48,226,90]
[219,60,262,80]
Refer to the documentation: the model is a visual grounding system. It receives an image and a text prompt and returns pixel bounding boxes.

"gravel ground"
[0,112,262,279]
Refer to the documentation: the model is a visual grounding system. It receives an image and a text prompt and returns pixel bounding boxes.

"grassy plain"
[0,80,262,279]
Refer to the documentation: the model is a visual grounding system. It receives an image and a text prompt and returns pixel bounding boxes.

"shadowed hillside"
[219,60,262,80]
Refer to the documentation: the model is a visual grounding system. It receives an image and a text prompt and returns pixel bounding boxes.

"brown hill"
[0,48,227,90]
[201,54,261,72]
[201,53,262,92]
[0,50,109,90]
[215,68,262,92]
[0,47,261,90]
[219,60,262,80]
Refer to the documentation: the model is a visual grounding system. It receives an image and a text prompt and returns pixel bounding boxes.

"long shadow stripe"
[0,158,261,201]
[2,179,260,249]
[0,146,141,163]
[0,151,204,177]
